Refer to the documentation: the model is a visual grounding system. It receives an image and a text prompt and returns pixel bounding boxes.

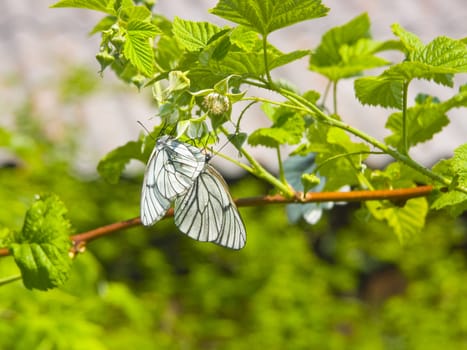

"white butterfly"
[141,135,206,226]
[174,163,246,250]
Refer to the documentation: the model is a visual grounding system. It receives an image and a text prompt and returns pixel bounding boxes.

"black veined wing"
[173,164,246,250]
[141,135,206,226]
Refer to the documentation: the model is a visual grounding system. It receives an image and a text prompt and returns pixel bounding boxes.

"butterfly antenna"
[208,132,237,161]
[137,120,157,141]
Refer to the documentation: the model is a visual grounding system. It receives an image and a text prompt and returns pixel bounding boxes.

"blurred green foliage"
[1,88,467,349]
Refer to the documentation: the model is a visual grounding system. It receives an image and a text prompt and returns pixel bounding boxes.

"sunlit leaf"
[9,194,73,290]
[97,139,146,184]
[51,0,114,14]
[230,26,258,51]
[89,15,117,35]
[119,4,152,22]
[210,41,308,76]
[367,197,428,241]
[309,14,390,80]
[248,105,305,147]
[172,17,223,51]
[123,20,159,76]
[431,143,467,214]
[210,0,329,35]
[303,124,369,190]
[385,97,449,151]
[391,23,424,55]
[355,76,404,109]
[355,30,467,108]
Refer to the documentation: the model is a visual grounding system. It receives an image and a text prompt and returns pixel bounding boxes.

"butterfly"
[174,163,246,250]
[140,135,206,226]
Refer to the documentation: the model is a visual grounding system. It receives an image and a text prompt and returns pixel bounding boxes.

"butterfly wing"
[174,164,246,249]
[208,166,246,250]
[141,136,205,226]
[155,137,206,199]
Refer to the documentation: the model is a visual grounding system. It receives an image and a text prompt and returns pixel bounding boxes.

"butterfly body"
[141,136,206,226]
[141,136,246,249]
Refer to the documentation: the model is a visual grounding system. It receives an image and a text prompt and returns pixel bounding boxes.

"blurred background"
[1,1,467,349]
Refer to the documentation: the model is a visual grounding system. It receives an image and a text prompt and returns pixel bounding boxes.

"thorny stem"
[321,80,332,107]
[0,186,434,257]
[241,79,464,192]
[401,81,409,155]
[332,80,338,115]
[262,34,273,85]
[231,84,465,193]
[214,151,254,173]
[218,126,294,197]
[0,274,22,286]
[276,147,287,185]
[313,151,386,174]
[278,88,467,194]
[242,96,303,112]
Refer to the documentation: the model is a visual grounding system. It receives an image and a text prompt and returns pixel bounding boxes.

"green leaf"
[230,26,258,51]
[443,88,467,109]
[414,36,467,70]
[371,161,429,189]
[0,227,13,247]
[269,50,310,70]
[210,35,232,61]
[309,14,391,80]
[110,58,139,83]
[210,0,329,36]
[301,173,321,193]
[172,17,223,51]
[312,39,390,81]
[209,40,308,76]
[355,30,467,108]
[0,127,11,146]
[50,0,114,14]
[391,23,424,55]
[303,123,369,190]
[154,35,184,72]
[123,20,159,76]
[8,194,73,290]
[385,97,449,151]
[311,13,371,65]
[89,15,117,35]
[199,30,232,63]
[97,139,147,184]
[431,144,467,214]
[385,62,455,86]
[326,127,369,154]
[449,143,467,186]
[126,20,160,41]
[166,70,190,93]
[248,106,305,147]
[367,197,428,241]
[229,132,248,150]
[354,76,404,109]
[392,24,467,72]
[431,190,467,214]
[355,59,457,108]
[186,120,209,139]
[119,4,152,22]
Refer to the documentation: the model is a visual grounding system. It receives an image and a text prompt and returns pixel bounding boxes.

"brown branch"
[236,185,434,206]
[0,185,433,257]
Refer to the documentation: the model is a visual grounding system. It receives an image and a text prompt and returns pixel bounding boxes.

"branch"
[0,186,433,257]
[236,185,433,206]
